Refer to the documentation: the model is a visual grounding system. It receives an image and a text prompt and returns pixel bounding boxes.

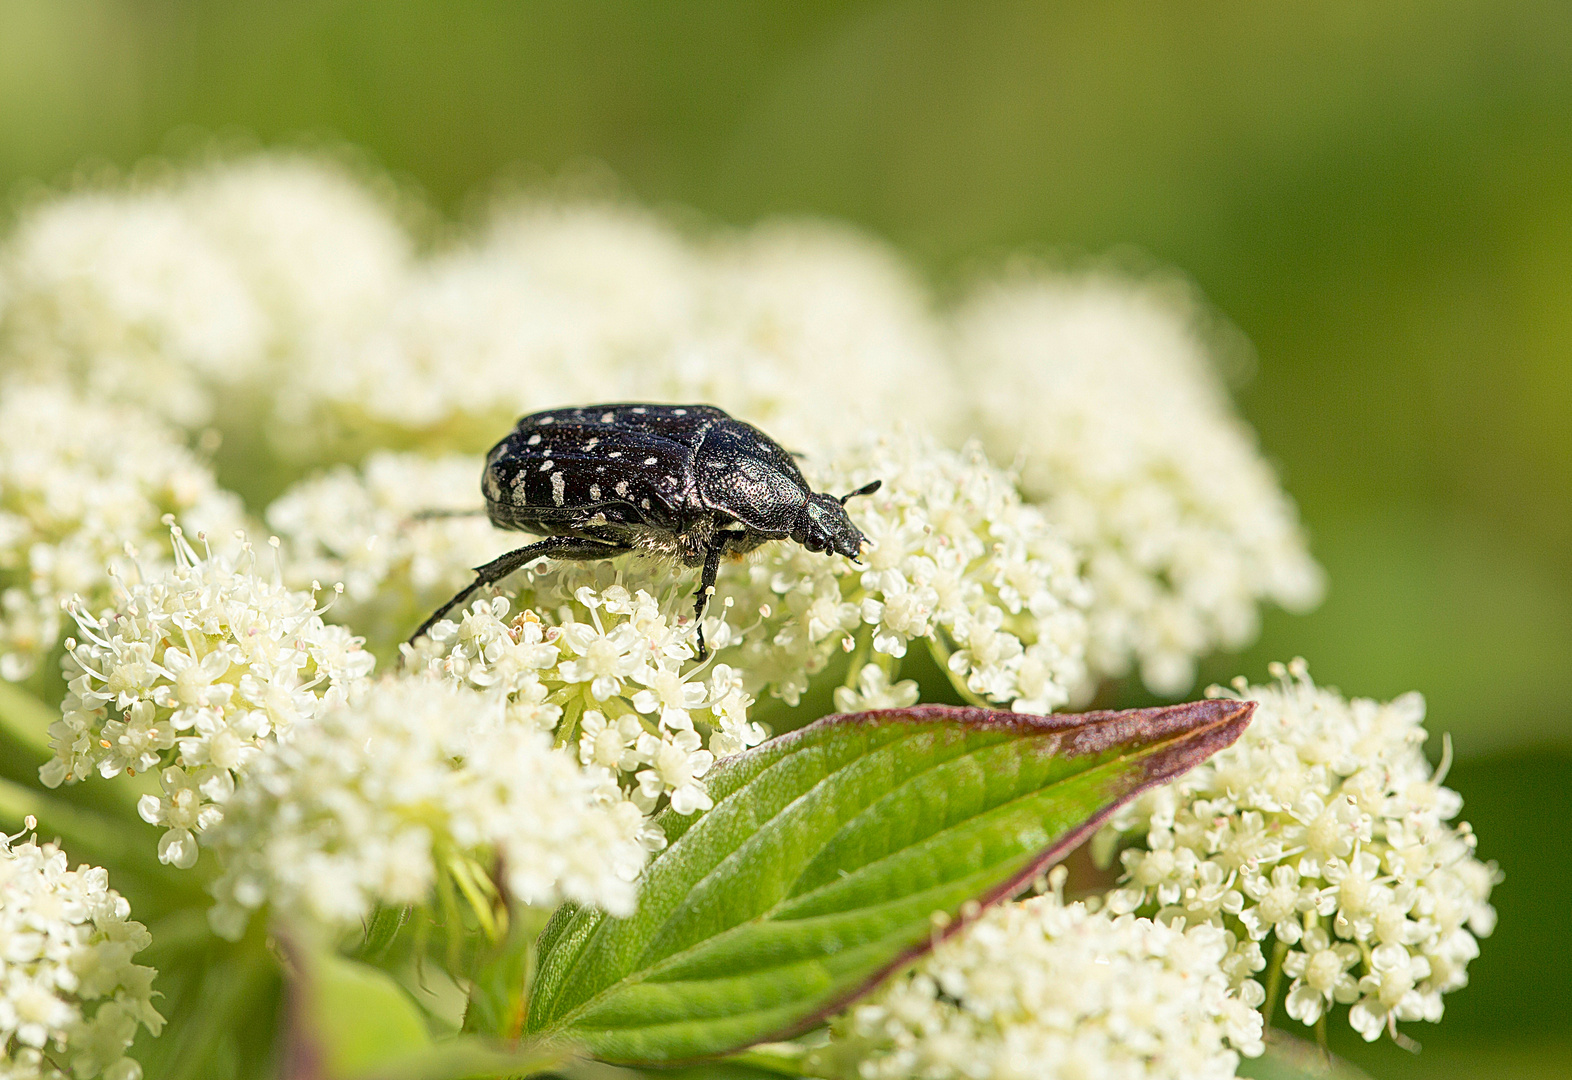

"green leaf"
[284,940,569,1080]
[527,699,1253,1064]
[285,946,434,1078]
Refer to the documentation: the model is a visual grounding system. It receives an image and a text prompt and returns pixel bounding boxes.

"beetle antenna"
[839,480,882,505]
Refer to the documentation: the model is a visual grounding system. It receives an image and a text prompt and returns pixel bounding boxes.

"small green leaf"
[527,700,1253,1064]
[285,946,433,1078]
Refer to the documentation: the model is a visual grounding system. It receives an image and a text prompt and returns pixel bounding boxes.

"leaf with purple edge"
[524,700,1253,1064]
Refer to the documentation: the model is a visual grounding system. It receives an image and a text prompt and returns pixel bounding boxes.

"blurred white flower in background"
[0,385,245,682]
[206,676,648,940]
[0,189,267,428]
[42,526,374,868]
[1100,660,1498,1043]
[0,829,163,1080]
[955,273,1324,695]
[814,889,1263,1080]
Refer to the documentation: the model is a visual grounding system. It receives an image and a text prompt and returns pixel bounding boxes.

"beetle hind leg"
[406,535,632,647]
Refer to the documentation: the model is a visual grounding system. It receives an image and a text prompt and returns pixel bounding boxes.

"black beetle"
[408,403,881,659]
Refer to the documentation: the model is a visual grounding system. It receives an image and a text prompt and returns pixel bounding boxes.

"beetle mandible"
[408,403,881,660]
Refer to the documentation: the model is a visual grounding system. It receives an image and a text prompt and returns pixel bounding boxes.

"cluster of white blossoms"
[264,451,514,652]
[0,188,267,429]
[206,677,649,940]
[1099,660,1498,1042]
[0,154,1320,707]
[291,204,958,459]
[0,156,410,437]
[0,385,245,683]
[42,526,374,868]
[814,889,1263,1080]
[408,570,762,818]
[954,274,1324,695]
[718,431,1092,713]
[0,828,162,1080]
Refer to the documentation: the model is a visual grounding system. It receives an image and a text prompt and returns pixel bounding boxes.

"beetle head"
[793,480,881,559]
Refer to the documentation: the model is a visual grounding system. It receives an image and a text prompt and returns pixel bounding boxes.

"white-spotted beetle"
[408,403,881,659]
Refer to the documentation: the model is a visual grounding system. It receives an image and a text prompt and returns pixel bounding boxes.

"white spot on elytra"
[551,471,566,506]
[615,481,630,498]
[673,408,687,416]
[643,456,657,465]
[585,437,599,449]
[609,451,622,458]
[590,484,601,500]
[527,434,541,445]
[539,416,555,424]
[539,460,554,472]
[632,407,647,414]
[601,412,615,423]
[640,498,650,509]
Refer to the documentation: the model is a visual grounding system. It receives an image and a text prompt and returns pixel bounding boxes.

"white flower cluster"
[1101,660,1498,1043]
[0,156,409,434]
[815,893,1263,1080]
[206,677,649,940]
[408,570,762,818]
[42,527,374,868]
[954,274,1324,695]
[264,452,515,651]
[0,385,245,683]
[720,431,1092,713]
[294,204,957,459]
[0,189,267,428]
[0,829,162,1080]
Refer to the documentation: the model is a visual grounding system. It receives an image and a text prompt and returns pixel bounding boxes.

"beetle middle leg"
[407,535,632,646]
[688,545,727,662]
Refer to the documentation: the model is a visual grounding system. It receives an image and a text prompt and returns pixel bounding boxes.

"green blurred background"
[0,2,1566,1076]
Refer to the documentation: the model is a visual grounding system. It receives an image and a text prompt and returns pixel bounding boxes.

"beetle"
[408,403,881,660]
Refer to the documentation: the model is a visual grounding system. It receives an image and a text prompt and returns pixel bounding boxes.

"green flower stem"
[840,627,872,691]
[924,633,991,708]
[447,854,501,942]
[1262,937,1290,1027]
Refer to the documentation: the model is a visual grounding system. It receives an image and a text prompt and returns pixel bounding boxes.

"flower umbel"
[0,385,244,683]
[956,274,1324,695]
[1101,660,1499,1043]
[0,826,163,1080]
[720,430,1092,713]
[42,526,374,867]
[407,570,761,819]
[813,890,1263,1080]
[205,677,649,939]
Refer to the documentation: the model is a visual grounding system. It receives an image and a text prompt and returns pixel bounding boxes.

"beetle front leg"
[691,545,725,662]
[407,535,632,646]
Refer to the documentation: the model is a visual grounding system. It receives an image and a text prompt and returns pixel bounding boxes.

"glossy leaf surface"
[527,700,1253,1063]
